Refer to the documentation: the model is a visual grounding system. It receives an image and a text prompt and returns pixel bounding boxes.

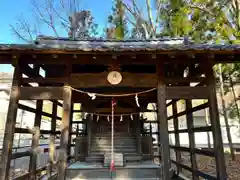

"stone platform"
[66,161,162,180]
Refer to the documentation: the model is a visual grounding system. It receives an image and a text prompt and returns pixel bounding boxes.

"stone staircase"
[86,132,141,163]
[66,161,163,180]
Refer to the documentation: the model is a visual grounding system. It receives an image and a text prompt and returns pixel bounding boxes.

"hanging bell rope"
[110,98,116,177]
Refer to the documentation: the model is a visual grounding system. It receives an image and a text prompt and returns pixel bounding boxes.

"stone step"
[92,140,136,144]
[85,155,104,162]
[91,150,137,154]
[93,133,135,136]
[91,144,136,147]
[91,142,136,146]
[91,146,136,150]
[92,136,136,139]
[86,153,142,163]
[66,166,161,179]
[91,139,137,144]
[125,154,142,162]
[92,144,136,146]
[91,140,136,145]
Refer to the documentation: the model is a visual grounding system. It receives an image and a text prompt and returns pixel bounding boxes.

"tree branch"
[145,0,155,37]
[31,0,59,37]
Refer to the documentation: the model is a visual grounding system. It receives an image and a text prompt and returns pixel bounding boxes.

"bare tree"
[218,64,235,160]
[10,0,98,43]
[122,0,160,39]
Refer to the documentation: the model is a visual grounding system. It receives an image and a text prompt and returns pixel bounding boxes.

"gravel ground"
[177,152,240,180]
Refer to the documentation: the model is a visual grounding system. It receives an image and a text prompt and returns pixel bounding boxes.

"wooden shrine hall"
[0,36,239,180]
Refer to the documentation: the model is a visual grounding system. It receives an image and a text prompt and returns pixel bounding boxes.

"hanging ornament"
[84,113,88,119]
[107,71,122,85]
[108,116,110,122]
[97,116,99,122]
[130,114,133,121]
[120,115,123,122]
[135,94,140,107]
[87,93,96,100]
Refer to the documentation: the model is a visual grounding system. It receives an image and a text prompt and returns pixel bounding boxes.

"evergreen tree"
[107,0,127,39]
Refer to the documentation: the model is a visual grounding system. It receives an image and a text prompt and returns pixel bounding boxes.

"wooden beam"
[168,126,212,134]
[169,145,215,157]
[0,58,20,180]
[57,86,72,180]
[17,64,64,106]
[13,54,160,65]
[166,86,209,99]
[18,103,62,120]
[167,102,209,120]
[171,160,218,180]
[74,109,156,113]
[13,166,47,180]
[70,72,158,88]
[19,87,63,100]
[22,77,66,84]
[21,76,204,87]
[11,151,32,159]
[15,127,61,134]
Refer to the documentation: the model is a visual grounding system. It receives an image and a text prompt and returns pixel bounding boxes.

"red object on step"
[110,159,116,178]
[110,160,116,171]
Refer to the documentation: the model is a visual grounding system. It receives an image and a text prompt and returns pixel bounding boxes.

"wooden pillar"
[157,63,170,180]
[87,116,92,156]
[0,57,20,180]
[29,65,42,180]
[48,100,57,177]
[29,100,43,180]
[134,114,142,154]
[185,100,199,180]
[67,103,74,160]
[57,86,72,180]
[206,62,227,179]
[172,101,181,173]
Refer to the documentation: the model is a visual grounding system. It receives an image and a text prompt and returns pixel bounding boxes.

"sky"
[0,0,113,72]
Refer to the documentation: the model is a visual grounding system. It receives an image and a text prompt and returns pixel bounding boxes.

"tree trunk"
[218,64,235,160]
[228,71,240,134]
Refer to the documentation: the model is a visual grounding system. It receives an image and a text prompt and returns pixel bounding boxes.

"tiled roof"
[0,36,239,53]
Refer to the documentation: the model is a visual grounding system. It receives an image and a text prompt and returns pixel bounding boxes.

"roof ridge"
[36,35,187,42]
